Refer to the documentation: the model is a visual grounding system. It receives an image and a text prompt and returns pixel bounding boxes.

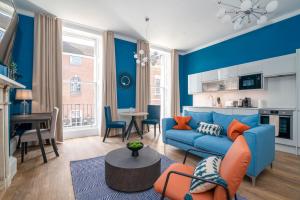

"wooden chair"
[141,105,160,137]
[154,136,251,200]
[103,106,126,142]
[20,107,60,162]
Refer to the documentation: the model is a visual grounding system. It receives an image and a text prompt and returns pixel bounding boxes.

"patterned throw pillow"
[196,122,223,136]
[189,156,227,194]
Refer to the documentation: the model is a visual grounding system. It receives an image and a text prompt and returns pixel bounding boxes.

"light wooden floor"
[2,131,300,200]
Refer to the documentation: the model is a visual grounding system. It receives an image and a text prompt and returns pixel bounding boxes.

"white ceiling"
[14,0,300,52]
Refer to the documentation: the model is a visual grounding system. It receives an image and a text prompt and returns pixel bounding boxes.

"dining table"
[10,112,52,163]
[119,112,148,140]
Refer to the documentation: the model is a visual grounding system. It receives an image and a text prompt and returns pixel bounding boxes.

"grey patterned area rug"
[70,155,247,200]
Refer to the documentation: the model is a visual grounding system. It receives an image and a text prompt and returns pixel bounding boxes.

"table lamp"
[15,89,32,115]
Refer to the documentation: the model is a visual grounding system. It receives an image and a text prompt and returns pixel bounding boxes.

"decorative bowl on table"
[127,141,144,157]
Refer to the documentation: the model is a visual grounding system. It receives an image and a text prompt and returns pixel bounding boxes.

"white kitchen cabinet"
[238,62,262,76]
[201,70,218,83]
[263,54,296,77]
[188,73,202,94]
[218,66,238,80]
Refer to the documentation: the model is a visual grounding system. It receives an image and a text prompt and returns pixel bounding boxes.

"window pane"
[150,49,171,118]
[62,29,97,129]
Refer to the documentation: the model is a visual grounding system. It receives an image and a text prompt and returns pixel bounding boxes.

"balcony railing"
[63,104,96,128]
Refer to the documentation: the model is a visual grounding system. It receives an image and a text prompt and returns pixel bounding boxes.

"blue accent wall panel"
[11,14,34,114]
[179,14,300,107]
[115,38,137,109]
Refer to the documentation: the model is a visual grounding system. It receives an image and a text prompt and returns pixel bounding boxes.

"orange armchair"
[154,136,251,200]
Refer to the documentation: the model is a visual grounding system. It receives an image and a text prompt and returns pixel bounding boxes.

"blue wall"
[11,14,34,114]
[11,15,137,112]
[179,14,300,107]
[115,38,136,109]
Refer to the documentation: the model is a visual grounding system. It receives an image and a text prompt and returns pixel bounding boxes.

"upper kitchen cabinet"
[188,73,202,94]
[263,54,296,77]
[201,70,218,83]
[218,66,238,80]
[237,61,263,76]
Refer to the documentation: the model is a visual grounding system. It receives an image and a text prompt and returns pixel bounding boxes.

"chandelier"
[134,17,160,67]
[216,0,279,30]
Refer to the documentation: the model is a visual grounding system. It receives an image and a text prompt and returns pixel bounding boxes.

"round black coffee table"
[105,146,161,192]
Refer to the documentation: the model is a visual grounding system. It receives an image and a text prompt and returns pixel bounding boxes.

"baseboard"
[276,144,298,155]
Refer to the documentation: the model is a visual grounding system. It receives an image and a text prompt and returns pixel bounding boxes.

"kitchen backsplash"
[193,75,296,109]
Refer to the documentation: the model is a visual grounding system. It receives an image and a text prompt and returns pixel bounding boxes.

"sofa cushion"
[233,114,259,128]
[173,116,192,130]
[183,110,213,129]
[212,112,234,135]
[194,135,233,155]
[196,122,223,137]
[212,112,259,135]
[165,129,203,146]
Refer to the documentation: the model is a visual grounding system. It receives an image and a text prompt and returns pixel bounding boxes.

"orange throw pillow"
[173,116,192,130]
[227,119,250,141]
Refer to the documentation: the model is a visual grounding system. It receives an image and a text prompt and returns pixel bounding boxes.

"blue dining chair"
[103,106,126,142]
[142,105,161,138]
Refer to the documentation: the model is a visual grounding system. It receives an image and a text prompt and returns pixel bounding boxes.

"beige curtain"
[135,40,150,112]
[32,14,63,142]
[100,31,118,137]
[170,49,181,116]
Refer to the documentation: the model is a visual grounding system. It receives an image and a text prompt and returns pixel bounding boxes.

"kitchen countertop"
[184,106,259,110]
[184,106,297,111]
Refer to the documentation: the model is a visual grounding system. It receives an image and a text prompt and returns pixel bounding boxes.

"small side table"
[105,146,161,192]
[119,112,148,140]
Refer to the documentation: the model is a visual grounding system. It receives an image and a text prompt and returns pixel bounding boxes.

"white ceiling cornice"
[16,8,34,17]
[183,9,300,55]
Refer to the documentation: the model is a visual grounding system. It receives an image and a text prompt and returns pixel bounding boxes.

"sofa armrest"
[244,125,275,177]
[162,118,176,143]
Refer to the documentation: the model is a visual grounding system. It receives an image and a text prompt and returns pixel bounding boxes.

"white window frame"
[150,47,171,118]
[62,23,102,139]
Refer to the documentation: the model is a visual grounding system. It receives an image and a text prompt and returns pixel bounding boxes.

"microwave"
[239,73,263,90]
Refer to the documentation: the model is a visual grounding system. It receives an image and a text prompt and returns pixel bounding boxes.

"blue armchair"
[103,106,126,142]
[142,105,161,137]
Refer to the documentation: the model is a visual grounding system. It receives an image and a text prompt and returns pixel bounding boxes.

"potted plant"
[127,140,144,157]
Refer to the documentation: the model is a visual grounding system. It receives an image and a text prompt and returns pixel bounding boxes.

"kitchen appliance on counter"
[224,100,239,107]
[238,97,252,107]
[259,109,293,139]
[239,73,263,90]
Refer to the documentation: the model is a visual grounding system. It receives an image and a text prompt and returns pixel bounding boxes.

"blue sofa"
[162,110,275,185]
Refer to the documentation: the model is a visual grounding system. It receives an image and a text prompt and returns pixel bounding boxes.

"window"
[153,76,161,96]
[150,48,171,118]
[71,109,81,126]
[62,25,102,139]
[70,56,82,65]
[70,75,81,95]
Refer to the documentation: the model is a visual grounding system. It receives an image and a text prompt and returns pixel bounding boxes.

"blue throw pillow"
[183,110,213,129]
